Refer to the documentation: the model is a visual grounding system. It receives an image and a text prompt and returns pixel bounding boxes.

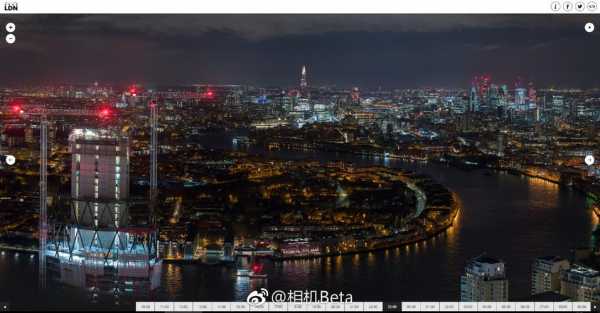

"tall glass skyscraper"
[47,128,160,304]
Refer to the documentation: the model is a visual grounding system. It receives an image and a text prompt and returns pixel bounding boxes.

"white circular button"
[585,155,595,166]
[5,22,15,33]
[5,155,15,166]
[585,22,595,32]
[5,34,15,44]
[564,1,573,10]
[589,1,598,10]
[576,1,586,10]
[552,1,561,11]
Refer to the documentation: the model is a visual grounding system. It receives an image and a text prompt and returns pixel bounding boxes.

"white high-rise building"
[70,128,129,227]
[561,264,600,301]
[48,128,161,301]
[531,256,570,295]
[460,255,509,301]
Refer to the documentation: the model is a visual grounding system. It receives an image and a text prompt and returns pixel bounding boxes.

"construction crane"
[5,103,115,289]
[149,99,158,223]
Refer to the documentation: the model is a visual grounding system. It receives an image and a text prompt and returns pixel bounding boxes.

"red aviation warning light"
[8,99,24,115]
[98,107,113,119]
[251,262,264,274]
[129,85,138,97]
[11,104,23,114]
[201,90,214,100]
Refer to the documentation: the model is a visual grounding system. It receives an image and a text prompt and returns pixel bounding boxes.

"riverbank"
[0,243,37,253]
[273,192,460,261]
[255,139,600,214]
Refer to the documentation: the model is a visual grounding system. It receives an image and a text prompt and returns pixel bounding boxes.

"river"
[0,131,594,310]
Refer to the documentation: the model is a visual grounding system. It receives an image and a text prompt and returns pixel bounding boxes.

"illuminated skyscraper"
[300,65,308,90]
[460,255,509,301]
[475,75,491,104]
[300,65,309,99]
[515,88,527,108]
[488,84,499,108]
[560,264,600,301]
[531,256,570,295]
[469,85,479,112]
[48,128,160,303]
[350,87,360,106]
[553,95,565,115]
[528,82,537,109]
[70,128,129,227]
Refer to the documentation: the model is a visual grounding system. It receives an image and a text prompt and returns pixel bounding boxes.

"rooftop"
[69,128,126,142]
[473,255,502,264]
[536,255,566,262]
[567,264,600,278]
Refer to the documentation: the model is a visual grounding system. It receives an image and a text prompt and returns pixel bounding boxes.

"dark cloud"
[1,14,600,88]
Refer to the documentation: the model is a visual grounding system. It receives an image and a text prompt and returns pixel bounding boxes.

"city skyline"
[2,11,600,311]
[2,14,600,88]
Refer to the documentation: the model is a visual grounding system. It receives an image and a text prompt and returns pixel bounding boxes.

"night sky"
[1,14,600,89]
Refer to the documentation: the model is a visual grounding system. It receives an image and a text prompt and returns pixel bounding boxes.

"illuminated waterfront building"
[460,255,509,301]
[560,264,600,301]
[70,128,129,227]
[531,256,570,295]
[47,128,161,303]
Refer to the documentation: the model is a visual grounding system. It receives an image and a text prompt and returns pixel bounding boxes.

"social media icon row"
[552,1,598,11]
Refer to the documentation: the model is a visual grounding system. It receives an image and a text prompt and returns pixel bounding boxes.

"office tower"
[488,84,499,108]
[278,92,294,113]
[515,88,527,107]
[300,65,309,99]
[460,255,509,301]
[531,256,570,295]
[560,264,600,301]
[300,65,307,89]
[469,85,479,112]
[553,95,564,115]
[351,87,360,106]
[528,82,537,109]
[47,128,161,302]
[225,92,242,112]
[473,75,491,103]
